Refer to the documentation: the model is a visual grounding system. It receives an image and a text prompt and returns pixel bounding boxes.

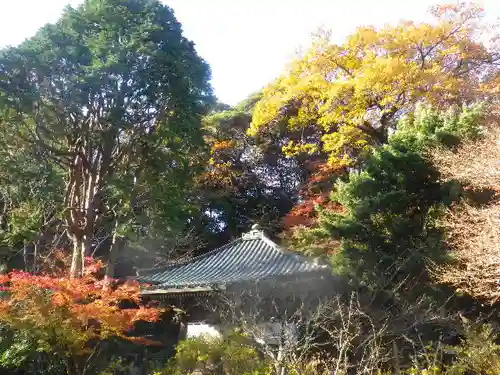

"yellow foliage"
[250,3,498,165]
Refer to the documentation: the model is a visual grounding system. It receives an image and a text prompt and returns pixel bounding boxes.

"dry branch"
[431,124,500,304]
[431,125,500,189]
[206,287,393,375]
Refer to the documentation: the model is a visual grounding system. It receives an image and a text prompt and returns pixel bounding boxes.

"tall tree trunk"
[70,235,94,278]
[67,150,102,278]
[70,236,84,278]
[23,243,28,271]
[105,222,125,282]
[33,241,39,273]
[393,341,401,375]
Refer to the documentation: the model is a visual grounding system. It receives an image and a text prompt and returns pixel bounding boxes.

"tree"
[0,251,163,375]
[0,0,213,277]
[286,102,487,294]
[162,332,271,375]
[0,121,64,272]
[202,287,400,375]
[249,3,498,167]
[288,146,448,300]
[198,92,303,240]
[390,101,486,152]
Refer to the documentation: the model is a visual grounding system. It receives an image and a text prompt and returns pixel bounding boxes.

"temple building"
[137,225,336,340]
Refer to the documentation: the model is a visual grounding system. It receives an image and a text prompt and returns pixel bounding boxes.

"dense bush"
[157,331,271,375]
[390,103,486,152]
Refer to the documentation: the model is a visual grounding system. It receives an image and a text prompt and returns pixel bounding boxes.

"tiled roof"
[138,229,329,292]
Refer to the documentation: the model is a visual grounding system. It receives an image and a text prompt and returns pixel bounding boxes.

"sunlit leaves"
[0,252,162,362]
[250,3,498,167]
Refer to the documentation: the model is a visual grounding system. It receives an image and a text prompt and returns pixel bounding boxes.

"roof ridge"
[174,237,243,266]
[138,237,244,276]
[138,230,332,289]
[138,230,328,282]
[259,232,328,268]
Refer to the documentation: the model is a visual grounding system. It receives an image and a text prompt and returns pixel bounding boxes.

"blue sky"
[0,0,498,105]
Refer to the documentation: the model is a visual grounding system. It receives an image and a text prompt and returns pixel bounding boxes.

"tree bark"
[67,148,103,278]
[33,242,39,274]
[70,234,94,278]
[393,340,401,375]
[104,224,125,282]
[70,236,84,278]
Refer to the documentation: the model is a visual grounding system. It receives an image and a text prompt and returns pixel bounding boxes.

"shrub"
[446,325,500,375]
[390,102,486,152]
[0,252,163,375]
[161,331,271,375]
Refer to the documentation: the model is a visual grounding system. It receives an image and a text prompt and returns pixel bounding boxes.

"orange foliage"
[196,161,239,191]
[0,252,163,357]
[283,199,320,229]
[211,140,236,153]
[283,195,345,229]
[196,138,240,190]
[283,162,346,229]
[303,162,346,196]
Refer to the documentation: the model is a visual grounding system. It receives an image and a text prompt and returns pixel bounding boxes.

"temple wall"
[186,322,222,339]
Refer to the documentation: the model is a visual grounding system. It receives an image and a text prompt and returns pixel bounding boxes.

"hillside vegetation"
[0,1,498,374]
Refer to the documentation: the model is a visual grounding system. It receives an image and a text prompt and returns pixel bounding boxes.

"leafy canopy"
[249,3,497,166]
[285,101,486,307]
[0,0,213,275]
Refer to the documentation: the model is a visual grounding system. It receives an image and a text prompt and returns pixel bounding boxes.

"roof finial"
[242,223,262,240]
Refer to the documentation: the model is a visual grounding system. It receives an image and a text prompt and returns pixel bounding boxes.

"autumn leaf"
[250,3,497,166]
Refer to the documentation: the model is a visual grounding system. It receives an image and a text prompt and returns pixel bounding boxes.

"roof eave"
[141,284,227,295]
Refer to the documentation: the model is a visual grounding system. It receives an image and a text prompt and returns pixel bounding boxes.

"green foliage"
[199,91,302,241]
[0,1,495,373]
[234,91,263,113]
[0,328,37,369]
[446,325,500,375]
[221,331,270,375]
[161,332,271,375]
[0,123,63,254]
[289,146,449,298]
[405,325,500,375]
[390,103,486,152]
[0,326,67,375]
[153,326,500,375]
[0,0,214,273]
[174,335,223,371]
[287,100,487,300]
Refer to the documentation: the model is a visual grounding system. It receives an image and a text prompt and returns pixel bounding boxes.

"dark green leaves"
[0,0,214,272]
